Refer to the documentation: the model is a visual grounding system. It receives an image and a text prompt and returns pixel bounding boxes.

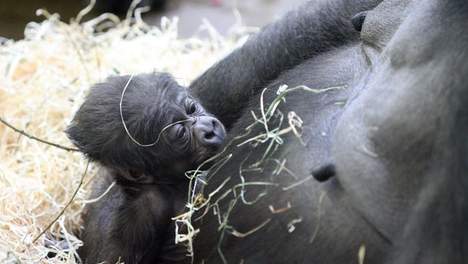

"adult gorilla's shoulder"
[189,0,468,263]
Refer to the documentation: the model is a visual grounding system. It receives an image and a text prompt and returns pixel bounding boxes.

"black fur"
[67,73,225,263]
[189,0,468,263]
[76,0,468,263]
[191,0,382,128]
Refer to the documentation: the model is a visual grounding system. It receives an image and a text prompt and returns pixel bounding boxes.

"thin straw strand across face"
[119,75,191,147]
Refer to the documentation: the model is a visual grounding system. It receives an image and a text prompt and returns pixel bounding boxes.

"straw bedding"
[0,6,249,263]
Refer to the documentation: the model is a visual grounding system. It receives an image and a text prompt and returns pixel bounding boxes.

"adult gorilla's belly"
[190,0,468,263]
[193,46,390,263]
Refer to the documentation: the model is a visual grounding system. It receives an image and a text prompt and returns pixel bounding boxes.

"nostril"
[195,117,224,146]
[311,163,336,182]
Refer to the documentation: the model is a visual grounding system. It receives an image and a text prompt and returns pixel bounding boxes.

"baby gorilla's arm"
[106,185,189,263]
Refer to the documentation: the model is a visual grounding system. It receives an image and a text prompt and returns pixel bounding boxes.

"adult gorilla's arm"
[190,0,382,127]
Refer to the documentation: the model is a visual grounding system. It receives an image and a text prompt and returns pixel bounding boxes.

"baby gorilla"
[67,73,225,263]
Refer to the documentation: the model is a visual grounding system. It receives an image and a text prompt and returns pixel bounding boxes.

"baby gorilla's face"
[121,73,226,177]
[164,96,225,160]
[67,73,226,181]
[154,85,226,170]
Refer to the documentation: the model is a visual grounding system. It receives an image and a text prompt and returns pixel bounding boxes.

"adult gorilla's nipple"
[311,163,336,182]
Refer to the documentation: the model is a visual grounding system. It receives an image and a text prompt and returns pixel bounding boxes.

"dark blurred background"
[0,0,305,40]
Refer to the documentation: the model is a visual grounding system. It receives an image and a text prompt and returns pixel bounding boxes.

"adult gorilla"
[188,0,468,263]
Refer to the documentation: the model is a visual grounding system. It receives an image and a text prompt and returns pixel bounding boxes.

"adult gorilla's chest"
[191,0,468,263]
[192,46,391,263]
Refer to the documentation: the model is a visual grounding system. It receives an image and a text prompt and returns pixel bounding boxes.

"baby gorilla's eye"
[175,124,186,139]
[186,100,197,115]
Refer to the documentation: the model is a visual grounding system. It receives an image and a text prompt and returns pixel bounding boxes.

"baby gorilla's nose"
[194,116,225,148]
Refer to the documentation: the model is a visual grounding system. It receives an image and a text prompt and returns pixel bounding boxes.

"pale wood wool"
[0,7,250,263]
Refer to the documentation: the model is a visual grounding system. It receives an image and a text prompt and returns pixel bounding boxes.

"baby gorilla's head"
[67,73,225,182]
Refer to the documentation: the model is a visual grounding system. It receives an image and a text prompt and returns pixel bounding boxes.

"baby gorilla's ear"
[66,115,99,160]
[65,77,128,163]
[67,119,159,184]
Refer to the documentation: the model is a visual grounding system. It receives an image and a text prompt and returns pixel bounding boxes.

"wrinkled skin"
[187,0,468,263]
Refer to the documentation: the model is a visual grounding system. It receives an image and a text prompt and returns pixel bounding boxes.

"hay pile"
[0,6,250,263]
